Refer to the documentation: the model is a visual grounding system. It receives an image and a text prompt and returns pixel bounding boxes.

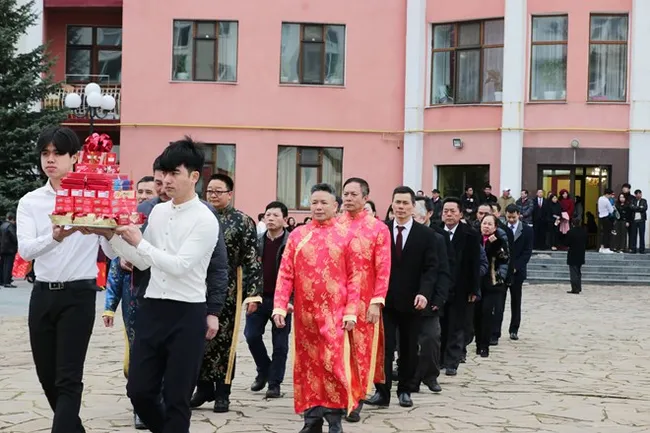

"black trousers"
[376,308,419,398]
[462,303,476,357]
[533,221,547,249]
[244,294,291,386]
[28,281,97,433]
[569,265,582,293]
[493,275,524,338]
[474,291,501,351]
[440,297,471,369]
[127,299,207,433]
[1,253,15,285]
[630,221,646,253]
[599,218,613,248]
[413,315,441,384]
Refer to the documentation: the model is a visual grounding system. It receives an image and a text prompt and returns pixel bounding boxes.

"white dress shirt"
[445,223,459,242]
[598,196,614,218]
[109,195,218,304]
[510,221,520,235]
[393,217,414,248]
[16,181,116,283]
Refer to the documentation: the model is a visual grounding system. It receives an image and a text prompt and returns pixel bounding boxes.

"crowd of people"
[14,125,625,433]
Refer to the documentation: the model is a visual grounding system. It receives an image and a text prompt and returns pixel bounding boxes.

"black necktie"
[396,226,405,260]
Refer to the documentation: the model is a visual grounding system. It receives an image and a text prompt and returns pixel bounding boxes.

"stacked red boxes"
[50,133,145,227]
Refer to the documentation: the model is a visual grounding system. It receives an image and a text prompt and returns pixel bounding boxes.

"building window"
[277,146,343,209]
[437,165,489,198]
[280,23,346,85]
[431,20,504,105]
[196,144,236,195]
[530,16,568,101]
[66,26,122,84]
[172,21,238,82]
[588,15,628,102]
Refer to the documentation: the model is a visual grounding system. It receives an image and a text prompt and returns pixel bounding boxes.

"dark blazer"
[510,222,534,280]
[631,198,648,221]
[533,197,546,223]
[386,221,444,313]
[443,222,481,300]
[425,227,452,316]
[566,227,587,266]
[0,221,17,255]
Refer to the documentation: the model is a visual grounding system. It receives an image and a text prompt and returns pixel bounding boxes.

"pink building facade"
[32,0,650,223]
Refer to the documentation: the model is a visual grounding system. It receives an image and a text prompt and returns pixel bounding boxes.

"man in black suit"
[493,204,534,341]
[366,187,443,409]
[566,218,587,294]
[630,189,648,254]
[439,198,481,376]
[413,197,452,392]
[532,189,547,249]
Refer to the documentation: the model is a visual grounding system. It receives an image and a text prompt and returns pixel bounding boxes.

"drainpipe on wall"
[499,0,527,194]
[402,0,426,191]
[629,0,650,244]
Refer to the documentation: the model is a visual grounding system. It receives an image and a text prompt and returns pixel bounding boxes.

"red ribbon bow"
[83,133,113,153]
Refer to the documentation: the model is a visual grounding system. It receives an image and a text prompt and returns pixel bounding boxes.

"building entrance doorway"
[539,165,611,249]
[437,165,490,198]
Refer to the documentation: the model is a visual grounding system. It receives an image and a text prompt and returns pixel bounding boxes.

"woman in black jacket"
[474,214,510,358]
[546,193,562,251]
[612,193,633,252]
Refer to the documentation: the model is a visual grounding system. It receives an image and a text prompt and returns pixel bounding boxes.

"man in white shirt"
[597,188,615,254]
[95,138,220,433]
[17,126,116,433]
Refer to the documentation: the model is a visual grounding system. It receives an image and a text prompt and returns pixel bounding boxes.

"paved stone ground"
[1,282,650,432]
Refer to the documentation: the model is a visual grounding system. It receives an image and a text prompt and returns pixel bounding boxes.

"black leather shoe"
[189,382,214,408]
[489,338,499,346]
[300,407,324,433]
[213,397,229,413]
[4,284,17,288]
[480,348,489,358]
[250,376,267,392]
[134,411,146,430]
[345,402,363,423]
[265,385,281,399]
[567,291,580,294]
[364,392,389,407]
[398,393,413,408]
[423,379,442,393]
[446,367,457,376]
[510,332,519,341]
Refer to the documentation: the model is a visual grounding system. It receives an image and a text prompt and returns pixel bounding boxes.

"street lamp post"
[63,83,117,135]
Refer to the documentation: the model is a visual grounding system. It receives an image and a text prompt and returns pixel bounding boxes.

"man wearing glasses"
[191,174,263,413]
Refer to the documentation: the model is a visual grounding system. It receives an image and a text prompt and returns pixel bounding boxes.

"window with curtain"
[277,146,343,209]
[588,15,628,102]
[66,26,122,84]
[280,23,346,85]
[530,16,568,101]
[431,19,504,105]
[172,20,238,82]
[195,144,236,196]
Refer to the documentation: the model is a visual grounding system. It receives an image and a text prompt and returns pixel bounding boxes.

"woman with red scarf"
[558,189,575,242]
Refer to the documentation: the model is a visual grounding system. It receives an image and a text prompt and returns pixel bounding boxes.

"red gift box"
[105,153,117,164]
[79,151,105,165]
[55,195,74,213]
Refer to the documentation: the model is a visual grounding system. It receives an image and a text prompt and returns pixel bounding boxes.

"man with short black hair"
[0,212,18,288]
[193,173,263,413]
[245,201,291,399]
[598,188,615,254]
[103,137,221,433]
[340,177,391,421]
[431,189,443,225]
[516,190,534,225]
[135,176,156,204]
[630,189,647,254]
[439,197,481,376]
[17,126,117,433]
[493,204,533,342]
[482,184,498,204]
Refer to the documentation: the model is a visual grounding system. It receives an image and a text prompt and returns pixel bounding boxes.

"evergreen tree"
[0,0,67,215]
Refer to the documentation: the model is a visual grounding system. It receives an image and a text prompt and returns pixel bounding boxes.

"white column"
[499,0,527,193]
[17,0,44,112]
[17,0,43,55]
[630,0,650,243]
[402,0,427,190]
[431,164,438,192]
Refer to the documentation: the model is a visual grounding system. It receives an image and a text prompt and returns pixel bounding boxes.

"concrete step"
[528,264,650,274]
[532,251,650,261]
[527,268,650,279]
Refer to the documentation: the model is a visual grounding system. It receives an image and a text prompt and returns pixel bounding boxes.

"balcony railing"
[43,83,121,120]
